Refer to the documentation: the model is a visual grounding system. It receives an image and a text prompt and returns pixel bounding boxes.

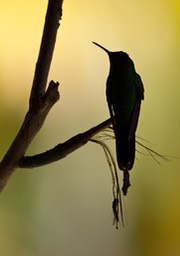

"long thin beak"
[92,41,110,54]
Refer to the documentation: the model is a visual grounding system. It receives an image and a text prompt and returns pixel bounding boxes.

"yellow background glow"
[0,1,180,255]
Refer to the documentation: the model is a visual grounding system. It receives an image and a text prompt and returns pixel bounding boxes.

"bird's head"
[92,41,134,71]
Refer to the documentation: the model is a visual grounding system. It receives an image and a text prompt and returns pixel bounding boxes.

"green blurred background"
[0,1,180,255]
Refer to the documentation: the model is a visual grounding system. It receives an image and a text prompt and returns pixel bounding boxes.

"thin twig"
[19,118,112,168]
[30,0,64,105]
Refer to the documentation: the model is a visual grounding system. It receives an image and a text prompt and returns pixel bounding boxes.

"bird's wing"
[128,74,144,140]
[135,74,144,100]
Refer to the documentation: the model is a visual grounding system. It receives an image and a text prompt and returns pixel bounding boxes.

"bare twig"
[19,118,112,168]
[30,0,64,105]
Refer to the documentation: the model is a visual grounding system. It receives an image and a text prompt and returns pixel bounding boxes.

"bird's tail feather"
[115,124,135,171]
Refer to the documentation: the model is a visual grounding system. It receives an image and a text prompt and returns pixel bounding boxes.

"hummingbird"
[93,42,144,195]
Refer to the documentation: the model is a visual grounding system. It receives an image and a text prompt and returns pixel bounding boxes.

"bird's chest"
[107,73,136,104]
[106,73,136,121]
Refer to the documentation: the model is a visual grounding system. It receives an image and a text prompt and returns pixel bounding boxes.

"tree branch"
[0,0,64,192]
[30,0,64,106]
[19,118,112,168]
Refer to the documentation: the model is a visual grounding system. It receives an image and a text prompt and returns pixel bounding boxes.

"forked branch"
[0,0,63,192]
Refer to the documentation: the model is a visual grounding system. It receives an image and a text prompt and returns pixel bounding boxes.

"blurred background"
[0,0,180,255]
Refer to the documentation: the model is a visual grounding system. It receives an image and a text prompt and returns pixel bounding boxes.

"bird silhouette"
[93,42,144,195]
